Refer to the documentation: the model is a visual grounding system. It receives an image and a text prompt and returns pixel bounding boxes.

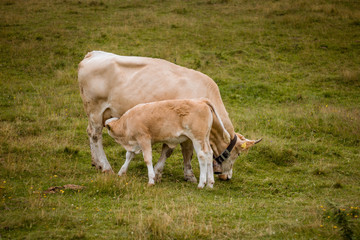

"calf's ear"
[104,118,119,131]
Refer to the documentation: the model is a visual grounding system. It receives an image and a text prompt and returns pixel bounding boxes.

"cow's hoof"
[154,174,162,183]
[102,168,114,174]
[147,182,155,187]
[197,183,205,189]
[93,164,102,170]
[184,175,197,183]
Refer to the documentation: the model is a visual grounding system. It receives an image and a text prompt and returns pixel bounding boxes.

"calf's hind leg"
[192,140,213,189]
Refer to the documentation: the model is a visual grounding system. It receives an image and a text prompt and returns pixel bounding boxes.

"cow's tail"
[203,99,231,144]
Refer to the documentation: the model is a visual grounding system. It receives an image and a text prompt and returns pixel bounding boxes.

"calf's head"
[217,133,262,180]
[104,117,119,138]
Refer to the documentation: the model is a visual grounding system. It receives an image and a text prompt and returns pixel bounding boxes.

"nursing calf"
[105,99,230,188]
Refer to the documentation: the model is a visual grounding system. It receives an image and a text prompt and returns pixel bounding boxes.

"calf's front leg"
[118,151,135,176]
[139,140,156,186]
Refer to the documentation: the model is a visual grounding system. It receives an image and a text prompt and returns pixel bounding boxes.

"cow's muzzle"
[218,174,230,181]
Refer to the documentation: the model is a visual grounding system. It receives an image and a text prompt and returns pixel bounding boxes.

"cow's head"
[217,133,262,180]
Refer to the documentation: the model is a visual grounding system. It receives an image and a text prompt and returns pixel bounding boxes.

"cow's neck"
[209,126,236,157]
[208,100,236,156]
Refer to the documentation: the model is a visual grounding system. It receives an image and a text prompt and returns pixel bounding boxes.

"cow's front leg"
[140,140,155,186]
[118,151,135,176]
[154,144,173,183]
[181,140,197,183]
[87,118,113,173]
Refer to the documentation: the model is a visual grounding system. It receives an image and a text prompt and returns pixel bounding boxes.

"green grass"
[1,0,359,239]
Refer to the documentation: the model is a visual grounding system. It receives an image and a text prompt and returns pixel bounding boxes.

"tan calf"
[105,98,230,188]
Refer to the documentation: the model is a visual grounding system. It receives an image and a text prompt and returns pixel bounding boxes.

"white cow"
[78,51,260,181]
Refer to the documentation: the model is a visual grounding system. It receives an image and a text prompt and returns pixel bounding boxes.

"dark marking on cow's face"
[92,135,98,142]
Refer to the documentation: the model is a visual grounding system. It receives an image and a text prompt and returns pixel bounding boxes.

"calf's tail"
[203,99,231,144]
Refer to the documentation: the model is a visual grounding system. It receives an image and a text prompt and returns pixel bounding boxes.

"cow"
[104,98,232,188]
[78,51,260,181]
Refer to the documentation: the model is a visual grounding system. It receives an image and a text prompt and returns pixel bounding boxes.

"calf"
[105,98,230,188]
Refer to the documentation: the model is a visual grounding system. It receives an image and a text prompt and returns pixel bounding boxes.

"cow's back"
[78,51,233,133]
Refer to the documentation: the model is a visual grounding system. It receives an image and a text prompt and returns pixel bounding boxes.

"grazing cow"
[105,98,231,188]
[78,51,260,181]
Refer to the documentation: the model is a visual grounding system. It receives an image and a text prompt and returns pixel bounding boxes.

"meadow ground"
[1,0,359,239]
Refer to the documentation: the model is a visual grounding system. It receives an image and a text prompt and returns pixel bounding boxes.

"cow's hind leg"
[181,140,197,183]
[87,115,113,173]
[154,144,173,183]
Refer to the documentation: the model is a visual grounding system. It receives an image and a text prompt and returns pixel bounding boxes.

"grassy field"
[1,0,360,239]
